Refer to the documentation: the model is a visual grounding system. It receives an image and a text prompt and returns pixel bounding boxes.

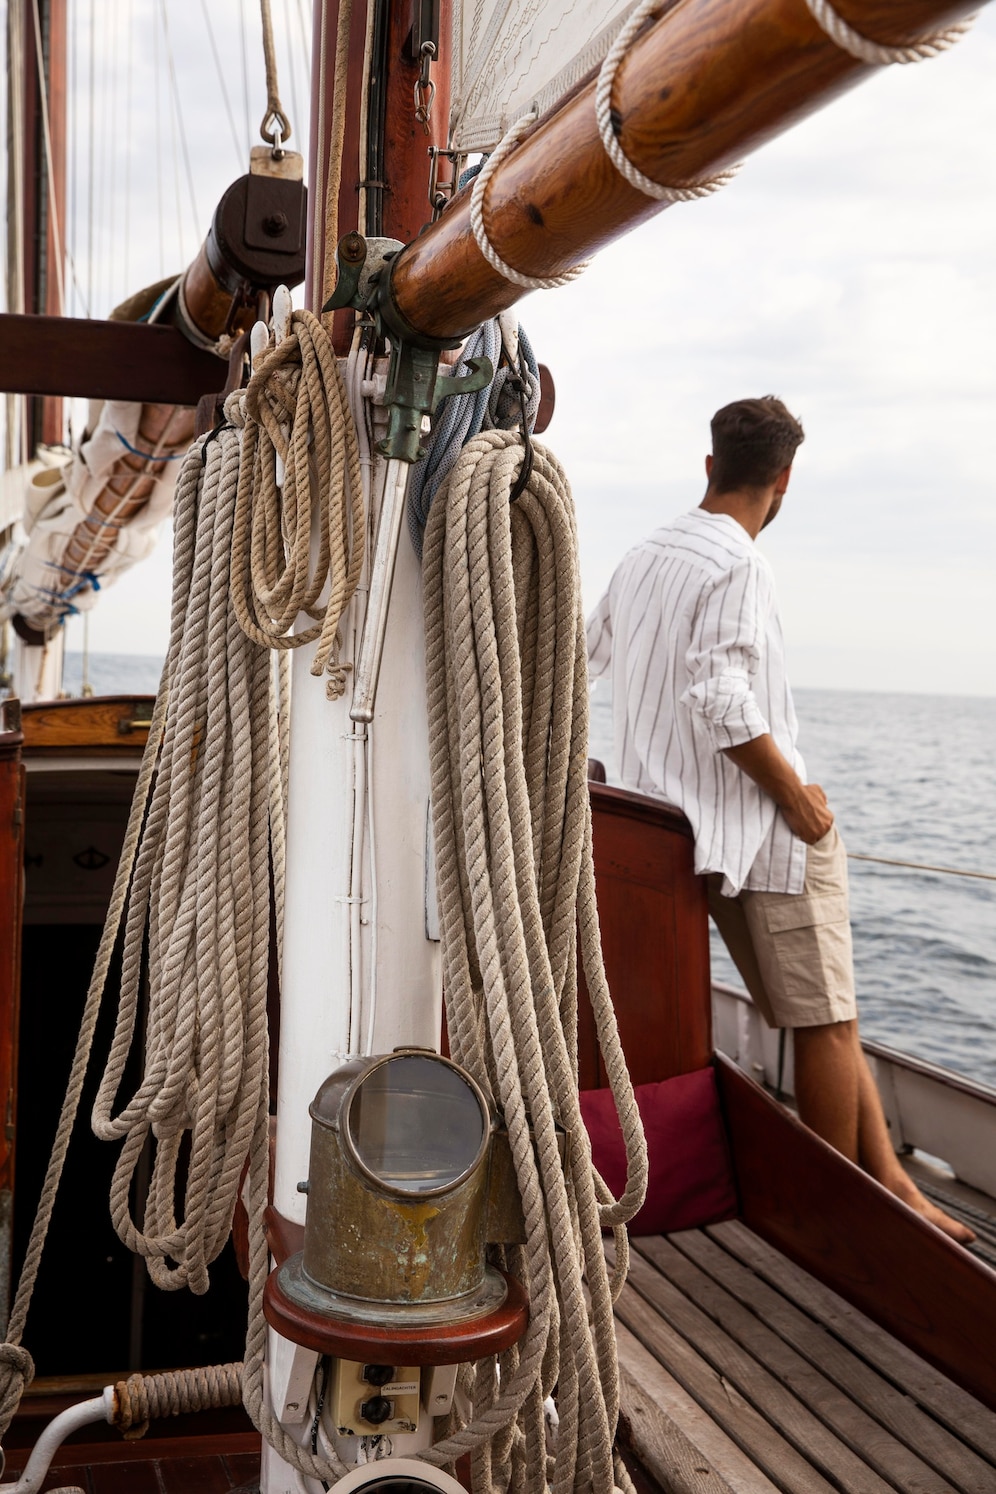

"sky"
[12,0,996,696]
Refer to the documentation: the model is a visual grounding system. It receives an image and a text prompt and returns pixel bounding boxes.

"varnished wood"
[714,1054,996,1414]
[0,314,227,406]
[389,0,979,340]
[580,784,711,1088]
[382,0,453,244]
[263,1257,529,1365]
[21,695,154,754]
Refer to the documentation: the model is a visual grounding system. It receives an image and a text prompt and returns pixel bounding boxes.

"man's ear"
[705,454,714,479]
[774,462,793,496]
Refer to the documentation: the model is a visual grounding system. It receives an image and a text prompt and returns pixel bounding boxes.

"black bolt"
[362,1364,395,1386]
[360,1395,393,1425]
[262,212,289,237]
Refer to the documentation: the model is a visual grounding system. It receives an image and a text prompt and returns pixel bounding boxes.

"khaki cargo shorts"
[706,826,857,1030]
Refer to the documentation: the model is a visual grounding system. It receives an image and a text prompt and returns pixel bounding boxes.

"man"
[587,396,971,1243]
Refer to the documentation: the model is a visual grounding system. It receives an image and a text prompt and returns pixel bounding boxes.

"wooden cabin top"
[20,695,154,756]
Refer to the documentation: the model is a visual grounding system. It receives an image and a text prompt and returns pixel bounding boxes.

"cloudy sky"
[40,0,996,697]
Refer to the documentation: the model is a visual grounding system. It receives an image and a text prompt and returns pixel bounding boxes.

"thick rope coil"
[421,430,647,1491]
[471,114,590,289]
[89,415,276,1298]
[596,0,739,203]
[112,1362,244,1441]
[801,0,974,62]
[231,308,364,699]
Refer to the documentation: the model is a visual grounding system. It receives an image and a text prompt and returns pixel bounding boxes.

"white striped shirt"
[587,509,807,896]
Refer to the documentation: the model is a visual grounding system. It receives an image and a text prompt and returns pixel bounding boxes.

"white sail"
[450,0,635,153]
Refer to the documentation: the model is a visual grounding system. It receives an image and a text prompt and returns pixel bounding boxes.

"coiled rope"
[89,409,276,1296]
[231,308,365,700]
[421,430,648,1492]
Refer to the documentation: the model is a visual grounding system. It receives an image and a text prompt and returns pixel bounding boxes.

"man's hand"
[722,735,834,844]
[780,781,834,845]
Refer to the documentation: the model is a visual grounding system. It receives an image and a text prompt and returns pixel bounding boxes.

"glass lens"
[346,1055,486,1194]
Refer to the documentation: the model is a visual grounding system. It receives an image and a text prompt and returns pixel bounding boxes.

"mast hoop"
[470,113,591,289]
[595,0,740,203]
[801,0,975,64]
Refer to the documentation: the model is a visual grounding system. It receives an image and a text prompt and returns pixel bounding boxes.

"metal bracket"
[323,232,492,464]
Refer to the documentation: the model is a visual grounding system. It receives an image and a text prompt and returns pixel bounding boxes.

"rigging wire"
[200,0,246,171]
[123,0,135,290]
[281,0,301,152]
[159,0,200,246]
[87,0,95,314]
[152,0,165,277]
[239,0,253,156]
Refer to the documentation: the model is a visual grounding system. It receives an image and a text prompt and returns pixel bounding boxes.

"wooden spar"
[0,313,227,405]
[306,0,453,344]
[388,0,981,341]
[18,0,67,448]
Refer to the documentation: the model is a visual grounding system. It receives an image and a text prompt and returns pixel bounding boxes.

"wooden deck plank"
[708,1220,996,1465]
[671,1227,996,1494]
[620,1247,895,1494]
[634,1236,958,1494]
[613,1278,839,1494]
[615,1317,781,1494]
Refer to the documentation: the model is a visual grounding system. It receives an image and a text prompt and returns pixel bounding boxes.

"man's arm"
[722,734,833,844]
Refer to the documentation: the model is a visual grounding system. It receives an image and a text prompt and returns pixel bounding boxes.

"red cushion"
[579,1067,738,1237]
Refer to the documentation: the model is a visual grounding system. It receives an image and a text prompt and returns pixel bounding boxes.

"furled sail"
[450,0,635,152]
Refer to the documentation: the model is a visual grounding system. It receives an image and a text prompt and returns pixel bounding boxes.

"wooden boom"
[389,0,980,341]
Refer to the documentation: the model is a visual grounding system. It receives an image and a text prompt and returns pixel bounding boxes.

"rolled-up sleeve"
[586,590,613,681]
[681,557,771,750]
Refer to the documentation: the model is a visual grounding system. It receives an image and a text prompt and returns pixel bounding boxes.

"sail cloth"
[450,0,636,152]
[0,400,190,630]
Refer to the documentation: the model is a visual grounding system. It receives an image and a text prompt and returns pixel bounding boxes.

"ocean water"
[589,685,996,1090]
[62,654,996,1087]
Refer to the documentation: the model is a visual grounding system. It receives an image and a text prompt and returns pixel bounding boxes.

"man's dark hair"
[709,397,804,493]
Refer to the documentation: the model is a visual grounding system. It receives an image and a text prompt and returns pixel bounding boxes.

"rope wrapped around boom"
[421,429,648,1492]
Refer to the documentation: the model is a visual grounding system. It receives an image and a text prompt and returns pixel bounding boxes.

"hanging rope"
[230,309,365,699]
[801,0,974,63]
[258,0,293,145]
[421,429,648,1492]
[88,412,276,1296]
[471,113,590,290]
[407,318,541,557]
[595,0,739,204]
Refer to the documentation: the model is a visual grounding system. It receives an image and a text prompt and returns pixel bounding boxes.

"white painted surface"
[713,982,996,1198]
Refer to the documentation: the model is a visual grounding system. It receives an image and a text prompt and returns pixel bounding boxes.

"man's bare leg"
[793,1020,974,1244]
[792,1020,860,1161]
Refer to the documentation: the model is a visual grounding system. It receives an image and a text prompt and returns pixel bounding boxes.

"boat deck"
[614,1221,996,1494]
[8,1217,996,1492]
[1,1428,261,1493]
